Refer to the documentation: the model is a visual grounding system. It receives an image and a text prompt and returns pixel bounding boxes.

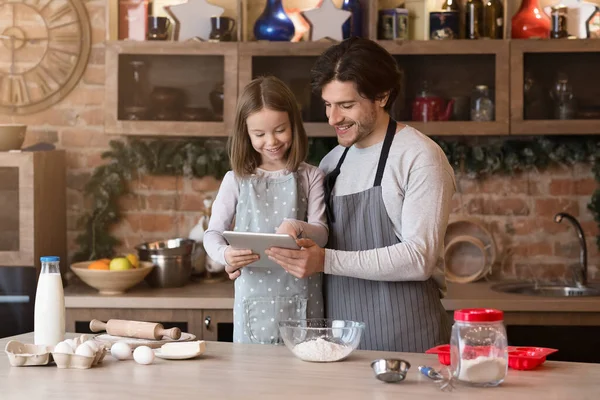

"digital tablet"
[223,231,300,269]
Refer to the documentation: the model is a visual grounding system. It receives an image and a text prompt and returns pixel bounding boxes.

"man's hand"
[224,247,258,280]
[265,238,325,279]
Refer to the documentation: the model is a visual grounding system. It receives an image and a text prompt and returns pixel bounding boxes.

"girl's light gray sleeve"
[203,171,238,268]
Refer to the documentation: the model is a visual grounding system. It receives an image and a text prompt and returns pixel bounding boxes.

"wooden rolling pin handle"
[89,319,107,333]
[158,327,182,340]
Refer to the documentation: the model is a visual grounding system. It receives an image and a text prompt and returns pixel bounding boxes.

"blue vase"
[342,0,363,39]
[253,0,295,42]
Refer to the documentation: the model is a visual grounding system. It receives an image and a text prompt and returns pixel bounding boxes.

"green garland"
[73,135,600,262]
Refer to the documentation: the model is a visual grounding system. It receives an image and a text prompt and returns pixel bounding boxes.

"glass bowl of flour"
[278,319,365,362]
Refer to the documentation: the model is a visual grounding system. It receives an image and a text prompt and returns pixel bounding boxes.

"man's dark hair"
[310,37,402,111]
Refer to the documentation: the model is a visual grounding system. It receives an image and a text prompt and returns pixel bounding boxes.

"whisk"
[418,365,456,392]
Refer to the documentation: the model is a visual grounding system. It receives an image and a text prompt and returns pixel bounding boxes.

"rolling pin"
[89,319,182,340]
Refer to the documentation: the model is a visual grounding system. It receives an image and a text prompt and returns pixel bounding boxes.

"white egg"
[133,346,154,365]
[83,340,100,352]
[75,343,95,358]
[64,338,79,351]
[79,334,92,343]
[111,342,132,360]
[54,341,74,354]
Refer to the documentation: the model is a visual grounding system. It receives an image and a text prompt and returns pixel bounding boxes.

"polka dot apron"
[232,171,324,344]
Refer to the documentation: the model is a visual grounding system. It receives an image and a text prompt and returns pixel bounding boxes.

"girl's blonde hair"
[228,76,308,177]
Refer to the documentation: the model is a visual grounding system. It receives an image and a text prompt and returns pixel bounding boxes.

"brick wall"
[3,1,598,281]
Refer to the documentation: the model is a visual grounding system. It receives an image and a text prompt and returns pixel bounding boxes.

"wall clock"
[0,0,91,115]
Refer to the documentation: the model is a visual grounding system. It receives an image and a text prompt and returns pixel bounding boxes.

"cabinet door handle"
[204,316,211,329]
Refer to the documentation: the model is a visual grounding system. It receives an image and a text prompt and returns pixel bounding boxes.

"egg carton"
[52,347,107,369]
[51,334,108,369]
[5,335,107,369]
[4,340,53,367]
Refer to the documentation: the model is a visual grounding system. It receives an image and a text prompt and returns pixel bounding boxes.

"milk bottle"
[34,256,65,347]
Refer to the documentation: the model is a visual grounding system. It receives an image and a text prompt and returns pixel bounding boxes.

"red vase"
[511,0,551,39]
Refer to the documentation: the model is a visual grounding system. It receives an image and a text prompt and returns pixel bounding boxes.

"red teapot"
[411,82,455,122]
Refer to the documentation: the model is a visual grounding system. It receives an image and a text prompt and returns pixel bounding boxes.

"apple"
[109,257,132,271]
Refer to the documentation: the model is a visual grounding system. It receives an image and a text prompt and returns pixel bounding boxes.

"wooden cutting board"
[93,332,196,349]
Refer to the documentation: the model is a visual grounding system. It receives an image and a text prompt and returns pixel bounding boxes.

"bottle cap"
[454,308,504,322]
[40,256,60,263]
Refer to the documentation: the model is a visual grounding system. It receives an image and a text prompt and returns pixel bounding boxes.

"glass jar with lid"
[471,85,495,121]
[450,308,508,387]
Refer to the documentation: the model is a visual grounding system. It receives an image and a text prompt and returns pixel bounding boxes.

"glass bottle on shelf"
[466,0,484,39]
[342,0,363,39]
[523,71,550,120]
[471,85,495,121]
[124,60,150,120]
[550,73,576,120]
[442,0,460,11]
[550,5,569,39]
[483,0,504,38]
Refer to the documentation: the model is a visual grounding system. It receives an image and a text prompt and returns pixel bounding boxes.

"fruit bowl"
[70,261,154,295]
[278,319,365,363]
[0,124,26,151]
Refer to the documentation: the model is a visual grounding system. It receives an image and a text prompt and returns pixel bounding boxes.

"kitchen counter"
[1,332,599,400]
[64,279,600,313]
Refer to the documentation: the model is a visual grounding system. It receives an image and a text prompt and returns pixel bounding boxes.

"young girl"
[203,76,328,345]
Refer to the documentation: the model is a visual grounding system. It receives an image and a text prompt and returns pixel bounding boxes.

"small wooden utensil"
[89,319,181,340]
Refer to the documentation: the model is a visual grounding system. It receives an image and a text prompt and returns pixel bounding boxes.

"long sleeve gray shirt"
[319,125,456,288]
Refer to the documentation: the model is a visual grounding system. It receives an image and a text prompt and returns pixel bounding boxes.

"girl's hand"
[276,220,300,239]
[224,247,259,280]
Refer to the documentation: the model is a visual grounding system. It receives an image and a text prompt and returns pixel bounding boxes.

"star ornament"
[165,0,225,41]
[302,0,352,42]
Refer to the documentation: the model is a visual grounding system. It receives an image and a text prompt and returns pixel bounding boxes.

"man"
[261,38,456,352]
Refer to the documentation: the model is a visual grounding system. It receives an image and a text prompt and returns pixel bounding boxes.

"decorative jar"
[450,308,508,387]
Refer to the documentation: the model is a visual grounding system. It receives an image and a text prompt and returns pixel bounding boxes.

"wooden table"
[1,332,598,399]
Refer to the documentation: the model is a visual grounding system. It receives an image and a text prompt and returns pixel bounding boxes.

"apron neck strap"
[373,117,398,187]
[323,116,398,222]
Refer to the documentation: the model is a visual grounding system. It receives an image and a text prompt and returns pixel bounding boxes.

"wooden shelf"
[304,123,334,137]
[511,120,600,136]
[108,121,227,137]
[510,39,600,134]
[376,39,509,55]
[300,122,509,137]
[103,38,600,138]
[510,39,600,53]
[407,121,508,136]
[238,41,336,56]
[104,41,237,137]
[104,40,238,54]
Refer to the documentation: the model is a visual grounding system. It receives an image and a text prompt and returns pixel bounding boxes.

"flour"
[292,337,352,362]
[458,356,507,384]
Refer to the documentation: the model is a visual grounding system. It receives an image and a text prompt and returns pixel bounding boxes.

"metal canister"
[429,11,460,40]
[378,8,409,40]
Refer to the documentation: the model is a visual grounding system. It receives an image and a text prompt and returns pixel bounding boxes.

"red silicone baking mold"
[425,344,451,365]
[425,345,558,370]
[507,346,559,370]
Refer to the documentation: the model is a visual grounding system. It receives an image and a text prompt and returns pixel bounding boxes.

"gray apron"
[232,171,324,344]
[323,118,451,352]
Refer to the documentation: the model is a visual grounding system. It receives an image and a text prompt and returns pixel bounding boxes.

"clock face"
[0,0,91,115]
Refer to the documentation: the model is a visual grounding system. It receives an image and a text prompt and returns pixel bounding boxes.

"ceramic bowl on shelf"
[278,319,365,363]
[70,261,154,295]
[0,124,27,151]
